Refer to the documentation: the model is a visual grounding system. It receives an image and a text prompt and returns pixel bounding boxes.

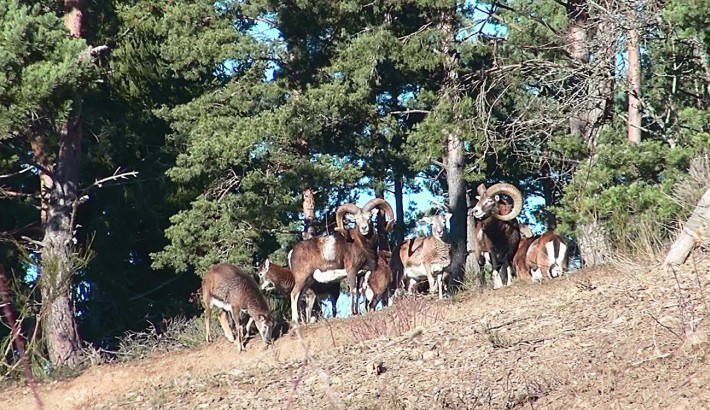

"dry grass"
[2,253,710,409]
[115,315,210,362]
[348,296,448,343]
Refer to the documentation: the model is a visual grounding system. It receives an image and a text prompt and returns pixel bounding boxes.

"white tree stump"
[664,187,710,266]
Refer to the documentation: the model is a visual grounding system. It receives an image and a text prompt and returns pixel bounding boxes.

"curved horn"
[487,183,523,221]
[335,203,361,233]
[362,198,395,232]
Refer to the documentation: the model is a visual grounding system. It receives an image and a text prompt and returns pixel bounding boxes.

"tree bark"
[566,0,591,138]
[626,1,642,144]
[393,173,405,245]
[445,133,468,288]
[36,0,85,368]
[566,0,615,267]
[665,187,710,266]
[438,7,467,288]
[301,186,316,240]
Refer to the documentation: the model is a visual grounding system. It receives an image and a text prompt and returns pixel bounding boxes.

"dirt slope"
[3,256,710,410]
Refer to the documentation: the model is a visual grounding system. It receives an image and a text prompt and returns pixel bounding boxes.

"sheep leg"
[305,289,317,324]
[217,310,235,343]
[290,282,307,324]
[204,298,212,343]
[347,271,358,316]
[437,273,444,299]
[407,278,417,294]
[234,312,244,352]
[424,263,437,295]
[490,253,504,290]
[331,291,339,318]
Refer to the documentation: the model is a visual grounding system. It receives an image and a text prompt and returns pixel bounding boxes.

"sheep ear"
[370,208,379,218]
[264,259,270,270]
[420,216,432,224]
[345,214,356,222]
[494,194,500,202]
[475,195,480,201]
[444,213,452,222]
[259,314,266,321]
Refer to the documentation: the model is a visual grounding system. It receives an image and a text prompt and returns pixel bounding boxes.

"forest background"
[1,0,709,374]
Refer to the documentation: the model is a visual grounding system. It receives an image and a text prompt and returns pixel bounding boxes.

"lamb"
[525,230,568,281]
[391,213,452,299]
[256,258,340,322]
[287,198,394,323]
[202,263,274,352]
[363,250,394,312]
[470,183,523,289]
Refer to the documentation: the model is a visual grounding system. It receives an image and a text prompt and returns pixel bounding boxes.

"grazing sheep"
[257,258,340,322]
[202,263,274,352]
[363,251,394,312]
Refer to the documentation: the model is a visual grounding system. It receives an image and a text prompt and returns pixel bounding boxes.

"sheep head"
[420,213,452,240]
[471,183,523,222]
[335,198,395,237]
[256,258,274,291]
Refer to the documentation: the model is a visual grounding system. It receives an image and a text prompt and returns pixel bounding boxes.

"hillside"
[3,255,710,410]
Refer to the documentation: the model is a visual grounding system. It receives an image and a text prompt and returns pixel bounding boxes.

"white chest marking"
[321,236,337,261]
[313,268,347,283]
[210,297,233,313]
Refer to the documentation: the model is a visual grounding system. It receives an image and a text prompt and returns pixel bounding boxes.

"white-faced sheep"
[391,213,452,299]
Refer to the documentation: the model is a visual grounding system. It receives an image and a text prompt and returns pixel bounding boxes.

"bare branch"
[0,167,33,180]
[0,187,39,199]
[389,109,431,115]
[81,169,139,195]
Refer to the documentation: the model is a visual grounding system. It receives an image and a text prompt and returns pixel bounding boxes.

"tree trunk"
[665,187,710,266]
[626,1,642,144]
[438,7,467,288]
[566,0,591,138]
[36,0,86,368]
[301,186,316,240]
[393,173,405,245]
[445,133,468,288]
[566,0,615,267]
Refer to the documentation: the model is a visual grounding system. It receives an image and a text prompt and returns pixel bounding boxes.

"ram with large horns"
[286,198,394,323]
[470,183,524,289]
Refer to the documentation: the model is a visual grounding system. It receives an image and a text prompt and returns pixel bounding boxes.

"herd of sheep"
[200,183,569,351]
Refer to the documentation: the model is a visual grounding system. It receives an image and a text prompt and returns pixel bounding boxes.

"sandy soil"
[3,255,710,410]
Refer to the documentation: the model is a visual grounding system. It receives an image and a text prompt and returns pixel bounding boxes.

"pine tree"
[0,1,102,367]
